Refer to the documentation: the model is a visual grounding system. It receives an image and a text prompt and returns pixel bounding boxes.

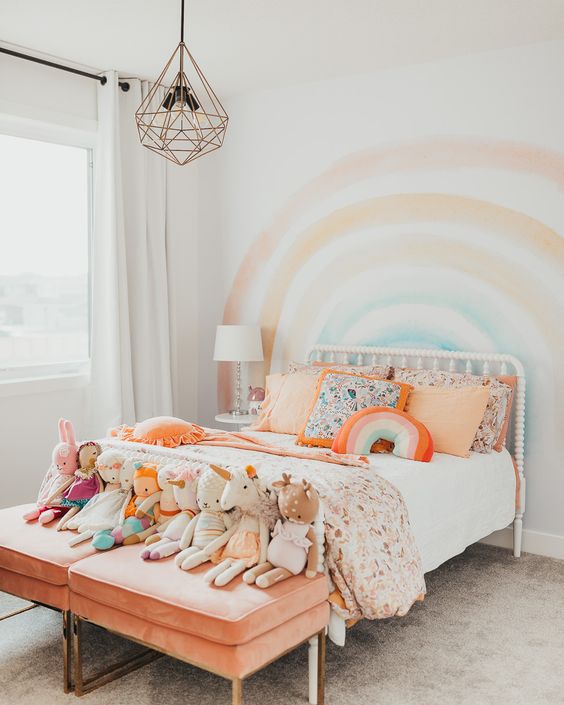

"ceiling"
[2,0,564,95]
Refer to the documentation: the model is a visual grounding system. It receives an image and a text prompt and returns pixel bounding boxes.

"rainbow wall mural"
[218,136,564,536]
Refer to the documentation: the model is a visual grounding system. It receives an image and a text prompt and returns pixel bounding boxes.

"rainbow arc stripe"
[332,407,434,462]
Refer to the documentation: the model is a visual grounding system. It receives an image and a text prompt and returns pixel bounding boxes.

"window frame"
[0,115,95,392]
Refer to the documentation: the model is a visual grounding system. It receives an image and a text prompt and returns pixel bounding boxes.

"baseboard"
[480,526,564,560]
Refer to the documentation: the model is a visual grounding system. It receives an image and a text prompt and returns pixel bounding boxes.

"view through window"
[0,133,91,378]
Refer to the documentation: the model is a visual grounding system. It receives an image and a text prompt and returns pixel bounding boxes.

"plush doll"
[65,450,128,545]
[140,463,201,560]
[134,463,181,543]
[92,462,160,550]
[175,466,232,571]
[244,473,320,588]
[23,419,79,524]
[202,464,278,587]
[54,441,103,530]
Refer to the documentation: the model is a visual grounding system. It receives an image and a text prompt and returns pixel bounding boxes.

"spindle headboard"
[305,344,526,530]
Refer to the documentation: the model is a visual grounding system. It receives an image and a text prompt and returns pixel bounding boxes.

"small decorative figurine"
[247,386,265,415]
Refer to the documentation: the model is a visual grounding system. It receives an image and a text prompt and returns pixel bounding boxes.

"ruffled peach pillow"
[109,416,205,448]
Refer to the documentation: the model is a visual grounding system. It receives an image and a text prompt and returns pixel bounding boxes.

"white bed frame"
[304,344,525,704]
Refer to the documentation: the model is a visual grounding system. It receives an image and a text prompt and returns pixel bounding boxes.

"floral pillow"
[392,368,513,453]
[297,370,412,448]
[288,360,394,380]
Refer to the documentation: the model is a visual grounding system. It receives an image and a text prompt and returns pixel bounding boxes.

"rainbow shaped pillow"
[331,407,434,462]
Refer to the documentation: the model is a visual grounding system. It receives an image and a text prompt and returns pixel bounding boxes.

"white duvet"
[236,431,516,573]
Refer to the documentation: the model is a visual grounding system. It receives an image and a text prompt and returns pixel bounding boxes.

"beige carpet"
[1,544,563,705]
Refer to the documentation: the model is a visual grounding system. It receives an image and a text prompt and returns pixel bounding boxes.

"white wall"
[197,40,564,547]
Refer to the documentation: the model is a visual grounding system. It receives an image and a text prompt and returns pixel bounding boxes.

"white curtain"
[87,72,173,435]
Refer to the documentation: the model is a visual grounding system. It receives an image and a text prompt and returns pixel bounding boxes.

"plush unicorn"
[202,464,278,587]
[140,463,201,560]
[175,466,232,571]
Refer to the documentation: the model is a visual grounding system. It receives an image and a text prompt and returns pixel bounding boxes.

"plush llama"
[175,466,232,571]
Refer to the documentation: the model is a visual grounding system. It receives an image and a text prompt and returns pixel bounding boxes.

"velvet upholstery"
[69,545,329,646]
[70,592,329,678]
[0,568,70,610]
[0,504,98,585]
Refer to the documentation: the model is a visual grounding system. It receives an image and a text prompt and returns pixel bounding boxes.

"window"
[0,132,92,382]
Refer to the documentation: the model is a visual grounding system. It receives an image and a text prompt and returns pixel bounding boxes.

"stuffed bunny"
[140,463,201,560]
[92,462,160,550]
[244,473,320,588]
[23,419,79,524]
[66,450,128,545]
[175,466,232,571]
[202,464,277,587]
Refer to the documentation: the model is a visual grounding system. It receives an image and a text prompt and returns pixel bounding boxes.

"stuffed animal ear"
[58,418,66,442]
[272,480,286,488]
[65,421,76,448]
[210,464,231,481]
[245,465,257,479]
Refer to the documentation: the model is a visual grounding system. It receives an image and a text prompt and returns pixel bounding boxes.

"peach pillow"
[110,416,206,448]
[405,385,490,458]
[248,373,319,435]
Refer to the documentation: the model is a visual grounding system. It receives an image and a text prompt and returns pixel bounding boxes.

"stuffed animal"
[140,463,201,560]
[92,462,160,550]
[23,419,80,524]
[202,464,277,587]
[55,441,103,530]
[134,463,181,543]
[175,466,232,571]
[244,473,320,587]
[66,450,128,545]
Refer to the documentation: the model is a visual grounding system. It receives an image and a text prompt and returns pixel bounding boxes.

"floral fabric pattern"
[300,372,408,446]
[288,360,394,380]
[103,434,426,621]
[392,368,512,453]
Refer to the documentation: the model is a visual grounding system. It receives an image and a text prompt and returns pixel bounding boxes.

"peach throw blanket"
[111,424,368,469]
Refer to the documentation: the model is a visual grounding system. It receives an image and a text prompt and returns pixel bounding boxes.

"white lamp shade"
[213,325,264,362]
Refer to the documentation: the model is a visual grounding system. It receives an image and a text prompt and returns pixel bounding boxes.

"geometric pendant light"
[135,0,228,165]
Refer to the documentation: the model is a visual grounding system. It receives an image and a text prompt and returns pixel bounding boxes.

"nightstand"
[214,413,255,431]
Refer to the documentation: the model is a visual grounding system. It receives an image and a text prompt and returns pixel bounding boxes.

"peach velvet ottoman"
[69,545,330,704]
[0,503,99,691]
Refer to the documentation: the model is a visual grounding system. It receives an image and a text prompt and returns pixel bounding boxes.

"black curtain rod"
[0,46,130,92]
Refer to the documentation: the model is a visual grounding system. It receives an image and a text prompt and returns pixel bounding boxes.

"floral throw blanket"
[103,433,426,621]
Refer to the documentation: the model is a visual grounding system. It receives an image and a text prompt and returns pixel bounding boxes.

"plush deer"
[140,464,201,560]
[243,473,320,588]
[202,464,276,587]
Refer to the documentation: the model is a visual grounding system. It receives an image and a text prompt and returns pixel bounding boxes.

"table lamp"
[213,325,264,415]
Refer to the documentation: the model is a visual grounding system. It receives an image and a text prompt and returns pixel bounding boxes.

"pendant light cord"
[181,0,185,43]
